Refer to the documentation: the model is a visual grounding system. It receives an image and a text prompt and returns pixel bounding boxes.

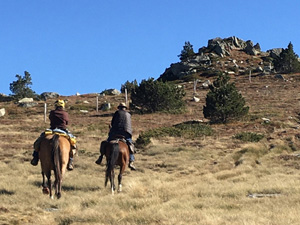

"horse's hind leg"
[117,167,124,192]
[45,172,53,199]
[57,179,62,199]
[111,170,115,195]
[42,172,50,195]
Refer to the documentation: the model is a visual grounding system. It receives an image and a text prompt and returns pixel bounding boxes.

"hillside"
[1,37,300,224]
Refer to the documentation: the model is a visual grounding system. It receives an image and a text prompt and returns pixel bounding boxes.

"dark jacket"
[109,109,132,139]
[49,107,69,130]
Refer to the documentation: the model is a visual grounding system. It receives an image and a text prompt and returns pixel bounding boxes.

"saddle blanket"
[44,128,76,145]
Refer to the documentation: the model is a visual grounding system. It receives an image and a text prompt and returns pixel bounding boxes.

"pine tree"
[121,79,138,93]
[9,71,37,100]
[275,42,300,73]
[178,41,195,61]
[203,73,249,123]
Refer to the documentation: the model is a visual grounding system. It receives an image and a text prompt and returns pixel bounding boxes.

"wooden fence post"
[125,88,128,105]
[44,103,47,123]
[96,95,99,112]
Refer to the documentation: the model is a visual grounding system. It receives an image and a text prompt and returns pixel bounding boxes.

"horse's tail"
[106,142,120,175]
[52,134,62,182]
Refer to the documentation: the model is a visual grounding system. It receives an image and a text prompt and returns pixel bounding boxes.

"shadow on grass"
[63,185,101,192]
[32,181,101,192]
[90,113,114,118]
[0,189,15,195]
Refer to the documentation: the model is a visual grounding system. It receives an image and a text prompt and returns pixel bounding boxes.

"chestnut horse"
[104,139,130,194]
[39,134,71,199]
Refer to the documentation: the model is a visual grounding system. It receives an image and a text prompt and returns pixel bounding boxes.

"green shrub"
[173,121,214,137]
[234,132,264,142]
[203,73,249,123]
[131,78,185,113]
[135,132,151,148]
[136,121,213,148]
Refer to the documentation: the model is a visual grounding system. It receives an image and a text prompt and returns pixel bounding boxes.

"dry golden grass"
[1,74,300,224]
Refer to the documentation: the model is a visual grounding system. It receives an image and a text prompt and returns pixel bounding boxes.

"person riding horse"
[30,99,76,170]
[95,102,136,170]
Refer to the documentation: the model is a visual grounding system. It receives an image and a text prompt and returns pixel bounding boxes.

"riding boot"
[129,161,136,171]
[95,155,103,165]
[128,153,136,170]
[95,141,107,165]
[67,157,74,171]
[30,150,39,166]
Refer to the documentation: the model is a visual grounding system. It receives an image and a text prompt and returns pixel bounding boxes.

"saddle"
[108,135,135,153]
[44,128,77,146]
[109,135,126,144]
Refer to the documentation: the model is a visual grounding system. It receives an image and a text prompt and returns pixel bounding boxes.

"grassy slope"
[0,74,300,225]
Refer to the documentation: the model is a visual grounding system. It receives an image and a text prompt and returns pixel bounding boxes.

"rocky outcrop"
[205,36,261,57]
[267,48,283,59]
[244,40,260,55]
[41,92,60,101]
[101,89,121,95]
[158,36,285,82]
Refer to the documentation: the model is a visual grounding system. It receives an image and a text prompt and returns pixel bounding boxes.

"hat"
[118,102,127,109]
[55,99,65,108]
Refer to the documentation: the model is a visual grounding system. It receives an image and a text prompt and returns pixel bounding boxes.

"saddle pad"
[44,129,77,145]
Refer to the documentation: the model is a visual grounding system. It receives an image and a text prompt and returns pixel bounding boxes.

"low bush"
[136,121,213,148]
[234,132,264,142]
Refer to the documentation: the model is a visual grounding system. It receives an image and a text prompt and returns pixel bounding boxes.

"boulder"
[101,102,111,111]
[192,96,200,102]
[202,80,211,89]
[244,40,260,55]
[18,98,33,103]
[0,108,5,117]
[18,102,38,108]
[193,54,211,65]
[207,38,231,57]
[267,48,283,59]
[41,92,59,101]
[101,89,120,95]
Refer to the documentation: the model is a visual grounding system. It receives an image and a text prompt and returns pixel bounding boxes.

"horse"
[39,134,71,199]
[104,138,130,194]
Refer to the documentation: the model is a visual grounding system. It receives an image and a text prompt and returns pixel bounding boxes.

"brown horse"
[104,139,130,194]
[39,134,71,199]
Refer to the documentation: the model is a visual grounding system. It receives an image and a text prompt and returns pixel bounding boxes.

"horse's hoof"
[42,187,50,195]
[57,193,61,199]
[118,185,122,192]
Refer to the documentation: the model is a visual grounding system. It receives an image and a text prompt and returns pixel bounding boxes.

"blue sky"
[1,0,299,96]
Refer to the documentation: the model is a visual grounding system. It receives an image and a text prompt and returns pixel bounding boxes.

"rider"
[30,99,76,170]
[95,102,136,170]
